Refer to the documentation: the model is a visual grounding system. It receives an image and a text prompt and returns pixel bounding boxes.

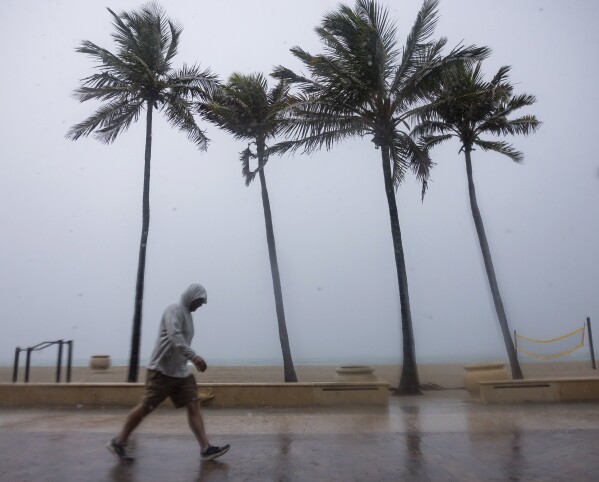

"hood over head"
[180,283,208,310]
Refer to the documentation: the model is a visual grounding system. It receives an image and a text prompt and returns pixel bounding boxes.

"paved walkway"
[1,390,598,481]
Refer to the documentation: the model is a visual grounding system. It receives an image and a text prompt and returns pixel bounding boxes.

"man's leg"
[185,400,209,450]
[107,403,152,461]
[115,403,152,443]
[185,400,230,461]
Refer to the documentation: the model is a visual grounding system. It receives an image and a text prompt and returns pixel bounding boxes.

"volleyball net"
[514,318,595,365]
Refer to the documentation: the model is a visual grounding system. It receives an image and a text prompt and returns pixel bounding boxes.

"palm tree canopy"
[67,2,217,148]
[199,73,293,184]
[272,0,489,191]
[414,60,541,161]
[199,73,292,142]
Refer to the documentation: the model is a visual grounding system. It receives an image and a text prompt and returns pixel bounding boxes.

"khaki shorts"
[142,369,198,409]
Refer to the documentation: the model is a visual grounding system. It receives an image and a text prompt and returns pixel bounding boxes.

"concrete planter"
[464,363,509,398]
[89,355,111,371]
[335,366,377,382]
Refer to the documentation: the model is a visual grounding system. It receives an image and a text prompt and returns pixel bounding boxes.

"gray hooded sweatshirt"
[147,284,208,378]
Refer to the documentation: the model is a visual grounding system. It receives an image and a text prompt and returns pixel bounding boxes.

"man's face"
[189,298,206,312]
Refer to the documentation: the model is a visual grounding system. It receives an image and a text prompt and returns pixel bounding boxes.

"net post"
[56,340,63,383]
[587,317,596,370]
[12,348,20,383]
[66,341,73,383]
[25,348,32,383]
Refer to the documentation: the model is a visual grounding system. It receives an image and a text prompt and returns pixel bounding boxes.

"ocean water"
[1,351,591,368]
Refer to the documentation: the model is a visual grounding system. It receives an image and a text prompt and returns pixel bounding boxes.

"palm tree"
[67,3,217,382]
[272,0,488,394]
[199,73,298,382]
[413,60,540,379]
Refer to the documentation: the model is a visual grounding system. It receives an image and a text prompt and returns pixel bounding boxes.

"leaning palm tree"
[199,73,298,382]
[272,0,488,394]
[413,60,540,379]
[67,3,217,382]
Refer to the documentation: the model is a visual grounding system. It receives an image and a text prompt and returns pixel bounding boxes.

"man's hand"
[192,355,207,372]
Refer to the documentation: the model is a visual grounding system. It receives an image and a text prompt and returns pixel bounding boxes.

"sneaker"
[201,444,230,461]
[106,438,134,461]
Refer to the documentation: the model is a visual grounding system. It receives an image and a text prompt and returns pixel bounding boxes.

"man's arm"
[164,308,197,360]
[163,308,207,372]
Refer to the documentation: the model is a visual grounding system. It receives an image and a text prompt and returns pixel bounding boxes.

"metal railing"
[13,340,73,383]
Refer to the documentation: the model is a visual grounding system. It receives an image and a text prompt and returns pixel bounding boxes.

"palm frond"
[391,36,448,110]
[266,79,289,111]
[475,139,523,162]
[163,19,181,67]
[389,130,432,195]
[66,98,143,143]
[504,114,541,135]
[505,93,537,112]
[392,42,490,113]
[411,120,451,138]
[163,94,209,150]
[239,145,262,186]
[477,114,540,137]
[271,65,321,93]
[107,7,139,55]
[72,74,133,102]
[274,123,365,155]
[199,101,240,138]
[166,64,219,99]
[278,97,369,146]
[419,133,453,150]
[75,40,130,74]
[390,0,439,92]
[355,0,399,78]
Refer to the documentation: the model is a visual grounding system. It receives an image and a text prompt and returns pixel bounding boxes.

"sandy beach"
[2,361,598,389]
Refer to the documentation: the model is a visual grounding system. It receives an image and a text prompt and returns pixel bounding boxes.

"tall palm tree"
[67,3,217,382]
[199,73,298,382]
[272,0,488,394]
[413,61,540,379]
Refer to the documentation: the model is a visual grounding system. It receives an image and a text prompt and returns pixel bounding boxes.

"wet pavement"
[1,390,598,481]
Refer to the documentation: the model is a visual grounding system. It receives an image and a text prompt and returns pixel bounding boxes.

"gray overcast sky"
[1,0,598,367]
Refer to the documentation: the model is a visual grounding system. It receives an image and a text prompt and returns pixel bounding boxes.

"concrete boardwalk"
[1,390,598,481]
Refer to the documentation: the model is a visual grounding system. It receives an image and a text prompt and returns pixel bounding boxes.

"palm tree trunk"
[127,101,153,383]
[381,146,421,394]
[464,148,523,379]
[257,144,298,383]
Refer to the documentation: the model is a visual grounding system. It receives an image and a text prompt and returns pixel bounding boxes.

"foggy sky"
[1,0,597,367]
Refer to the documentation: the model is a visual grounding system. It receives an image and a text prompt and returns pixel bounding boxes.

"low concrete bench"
[0,382,389,408]
[479,377,599,403]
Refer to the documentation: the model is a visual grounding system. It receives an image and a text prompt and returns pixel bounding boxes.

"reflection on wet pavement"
[1,390,598,481]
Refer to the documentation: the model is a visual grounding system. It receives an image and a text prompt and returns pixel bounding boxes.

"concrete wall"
[0,382,389,408]
[479,377,599,403]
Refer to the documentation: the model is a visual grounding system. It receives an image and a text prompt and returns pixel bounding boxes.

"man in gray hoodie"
[107,283,230,462]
